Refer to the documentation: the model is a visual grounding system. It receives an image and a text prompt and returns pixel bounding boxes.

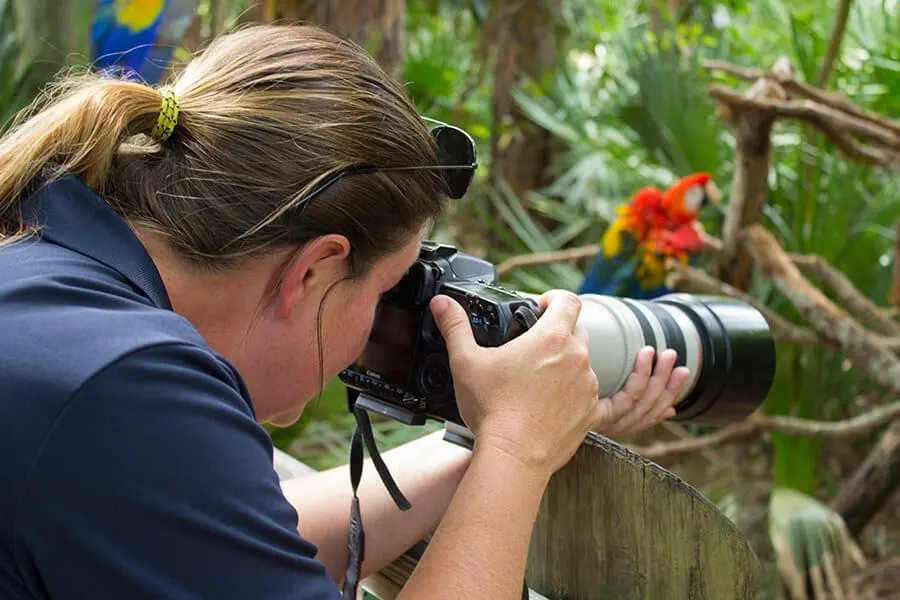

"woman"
[0,24,689,600]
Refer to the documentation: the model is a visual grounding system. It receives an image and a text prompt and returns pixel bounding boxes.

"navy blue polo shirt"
[0,174,342,599]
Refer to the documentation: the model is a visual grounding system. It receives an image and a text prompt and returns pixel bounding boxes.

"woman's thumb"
[430,295,476,353]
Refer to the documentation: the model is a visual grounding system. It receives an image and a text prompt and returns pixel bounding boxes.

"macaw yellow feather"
[115,0,165,32]
[601,219,627,258]
[601,206,634,258]
[635,250,667,289]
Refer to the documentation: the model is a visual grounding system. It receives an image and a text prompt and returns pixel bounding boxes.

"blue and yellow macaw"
[577,173,721,299]
[91,0,198,85]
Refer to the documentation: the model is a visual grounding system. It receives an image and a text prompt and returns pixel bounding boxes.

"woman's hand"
[402,290,691,600]
[593,345,690,438]
[429,290,689,480]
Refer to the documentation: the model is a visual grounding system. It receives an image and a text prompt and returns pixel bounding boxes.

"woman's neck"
[132,228,282,356]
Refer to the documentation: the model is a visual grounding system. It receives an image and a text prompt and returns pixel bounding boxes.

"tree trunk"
[711,66,787,599]
[831,420,900,537]
[488,0,564,203]
[253,0,406,77]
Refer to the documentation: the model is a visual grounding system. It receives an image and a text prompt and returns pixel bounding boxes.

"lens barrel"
[577,293,776,425]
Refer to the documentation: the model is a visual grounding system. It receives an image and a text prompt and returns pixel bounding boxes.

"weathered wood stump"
[526,433,758,599]
[274,431,759,599]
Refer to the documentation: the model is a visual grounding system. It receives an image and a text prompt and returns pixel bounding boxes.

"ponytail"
[0,25,448,274]
[0,74,163,244]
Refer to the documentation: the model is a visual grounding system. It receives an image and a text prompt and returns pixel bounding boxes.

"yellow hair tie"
[150,88,180,143]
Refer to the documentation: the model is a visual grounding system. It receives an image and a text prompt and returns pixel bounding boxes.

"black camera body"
[339,241,540,426]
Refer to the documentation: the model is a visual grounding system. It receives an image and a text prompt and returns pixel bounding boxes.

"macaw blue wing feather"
[577,239,703,301]
[577,233,640,297]
[91,0,198,85]
[577,251,638,297]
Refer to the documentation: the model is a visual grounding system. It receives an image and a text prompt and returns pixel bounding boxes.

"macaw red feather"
[661,172,714,223]
[600,187,664,258]
[598,173,713,290]
[645,223,704,256]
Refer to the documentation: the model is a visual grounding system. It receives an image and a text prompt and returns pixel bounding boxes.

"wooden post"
[524,433,758,599]
[275,431,760,599]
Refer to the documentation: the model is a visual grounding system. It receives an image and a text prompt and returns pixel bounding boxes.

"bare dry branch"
[495,244,599,275]
[744,224,900,393]
[702,60,766,81]
[715,69,781,288]
[629,419,760,460]
[665,260,822,346]
[708,84,900,164]
[632,399,900,460]
[758,401,900,438]
[832,421,900,536]
[494,234,722,274]
[702,59,900,137]
[493,237,900,346]
[666,259,900,350]
[705,231,898,328]
[812,117,899,167]
[790,253,900,336]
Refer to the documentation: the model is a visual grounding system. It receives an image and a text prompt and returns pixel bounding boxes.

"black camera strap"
[341,403,412,599]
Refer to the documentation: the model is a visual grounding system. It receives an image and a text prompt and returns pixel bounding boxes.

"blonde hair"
[0,24,446,274]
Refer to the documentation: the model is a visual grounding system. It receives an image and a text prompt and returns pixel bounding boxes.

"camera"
[340,241,540,426]
[339,242,777,429]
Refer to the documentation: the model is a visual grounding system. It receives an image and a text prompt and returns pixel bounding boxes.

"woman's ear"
[272,235,351,320]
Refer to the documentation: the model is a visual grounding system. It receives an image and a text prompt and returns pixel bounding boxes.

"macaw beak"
[704,180,722,206]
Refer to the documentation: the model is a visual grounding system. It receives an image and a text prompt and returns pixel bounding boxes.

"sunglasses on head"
[290,120,477,216]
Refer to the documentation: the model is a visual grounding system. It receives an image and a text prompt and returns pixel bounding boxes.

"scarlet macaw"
[91,0,198,85]
[577,173,721,299]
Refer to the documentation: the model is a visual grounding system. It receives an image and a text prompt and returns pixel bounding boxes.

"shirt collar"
[19,173,173,311]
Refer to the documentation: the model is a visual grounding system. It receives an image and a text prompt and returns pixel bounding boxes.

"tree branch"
[666,259,900,349]
[714,65,782,288]
[706,231,898,328]
[495,244,600,275]
[630,419,760,460]
[702,59,900,138]
[631,398,900,460]
[744,224,900,393]
[831,420,900,536]
[493,237,900,345]
[708,84,900,162]
[665,260,823,346]
[759,401,900,438]
[814,113,900,167]
[790,253,900,336]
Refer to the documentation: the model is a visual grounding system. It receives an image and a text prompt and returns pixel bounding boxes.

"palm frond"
[721,487,866,600]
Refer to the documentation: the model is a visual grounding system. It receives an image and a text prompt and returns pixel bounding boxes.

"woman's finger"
[603,347,654,427]
[590,347,653,434]
[641,366,690,428]
[609,349,677,436]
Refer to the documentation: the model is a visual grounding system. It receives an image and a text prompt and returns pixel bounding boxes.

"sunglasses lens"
[432,125,476,199]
